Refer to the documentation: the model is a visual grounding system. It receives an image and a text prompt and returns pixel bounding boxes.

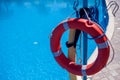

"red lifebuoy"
[50,18,110,76]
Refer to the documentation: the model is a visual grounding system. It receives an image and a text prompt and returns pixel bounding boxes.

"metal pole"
[83,0,88,80]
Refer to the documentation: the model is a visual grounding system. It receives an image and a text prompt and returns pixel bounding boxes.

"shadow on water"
[0,0,13,20]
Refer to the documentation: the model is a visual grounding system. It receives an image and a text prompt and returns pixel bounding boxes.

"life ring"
[50,18,110,76]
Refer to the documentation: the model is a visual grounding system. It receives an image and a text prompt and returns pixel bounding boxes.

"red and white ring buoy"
[50,18,110,76]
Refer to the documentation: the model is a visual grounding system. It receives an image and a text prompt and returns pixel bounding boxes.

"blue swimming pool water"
[0,0,108,80]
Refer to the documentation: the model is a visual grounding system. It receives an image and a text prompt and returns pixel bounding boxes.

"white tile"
[108,76,115,80]
[109,70,119,76]
[117,27,120,30]
[102,78,109,80]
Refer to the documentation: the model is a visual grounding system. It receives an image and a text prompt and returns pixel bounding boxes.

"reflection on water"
[0,0,72,19]
[0,0,102,19]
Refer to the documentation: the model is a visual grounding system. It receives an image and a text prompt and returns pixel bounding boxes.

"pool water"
[0,0,108,80]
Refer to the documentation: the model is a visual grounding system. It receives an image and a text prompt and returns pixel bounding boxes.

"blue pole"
[83,0,88,80]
